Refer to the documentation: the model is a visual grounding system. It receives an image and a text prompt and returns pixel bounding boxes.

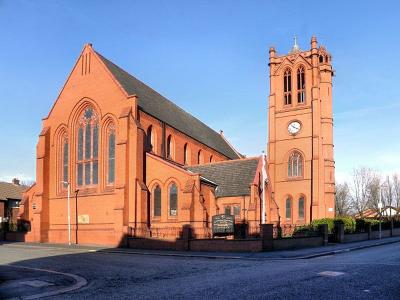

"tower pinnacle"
[290,35,301,53]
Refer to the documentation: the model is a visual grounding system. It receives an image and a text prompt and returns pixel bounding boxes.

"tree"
[393,174,400,217]
[335,182,352,217]
[350,167,380,217]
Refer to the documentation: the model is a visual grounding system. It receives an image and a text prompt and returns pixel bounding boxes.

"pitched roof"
[0,182,28,201]
[185,157,260,198]
[96,52,241,160]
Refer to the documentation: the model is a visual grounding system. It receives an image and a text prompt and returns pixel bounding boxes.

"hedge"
[333,217,356,233]
[310,218,335,233]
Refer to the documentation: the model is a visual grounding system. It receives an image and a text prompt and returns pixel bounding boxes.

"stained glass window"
[167,135,172,159]
[108,127,115,184]
[153,185,161,217]
[299,197,305,219]
[288,151,303,177]
[169,183,178,216]
[146,126,153,152]
[77,107,98,187]
[286,198,292,220]
[197,150,203,164]
[63,138,68,188]
[78,128,83,161]
[184,143,188,165]
[77,163,83,186]
[93,124,98,159]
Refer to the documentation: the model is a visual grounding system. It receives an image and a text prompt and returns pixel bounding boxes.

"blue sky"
[0,0,399,183]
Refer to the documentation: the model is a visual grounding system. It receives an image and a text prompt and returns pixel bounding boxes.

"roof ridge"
[96,52,225,136]
[189,156,260,168]
[95,49,241,160]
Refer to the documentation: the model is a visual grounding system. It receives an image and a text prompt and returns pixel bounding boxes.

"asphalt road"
[0,242,399,299]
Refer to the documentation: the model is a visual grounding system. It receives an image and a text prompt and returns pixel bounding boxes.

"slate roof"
[96,52,241,160]
[0,182,28,201]
[185,157,260,198]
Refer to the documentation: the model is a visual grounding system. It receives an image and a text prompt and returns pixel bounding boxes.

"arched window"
[169,183,178,216]
[283,68,292,105]
[153,185,161,217]
[286,197,292,220]
[77,107,99,187]
[107,124,116,185]
[297,66,305,103]
[198,150,204,164]
[166,135,173,160]
[184,143,189,165]
[298,196,305,219]
[319,55,324,63]
[61,133,68,190]
[146,126,153,152]
[288,151,303,177]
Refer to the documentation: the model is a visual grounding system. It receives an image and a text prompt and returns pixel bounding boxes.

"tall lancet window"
[288,151,303,177]
[153,185,161,217]
[283,68,292,105]
[77,107,99,187]
[146,126,153,152]
[169,183,178,217]
[297,66,305,103]
[107,124,116,185]
[61,133,69,190]
[167,135,174,160]
[184,143,189,165]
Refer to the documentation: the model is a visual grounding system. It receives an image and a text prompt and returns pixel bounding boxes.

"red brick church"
[19,36,335,246]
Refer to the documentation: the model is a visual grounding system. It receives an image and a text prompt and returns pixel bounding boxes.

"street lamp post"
[379,183,389,240]
[378,199,383,240]
[61,181,71,246]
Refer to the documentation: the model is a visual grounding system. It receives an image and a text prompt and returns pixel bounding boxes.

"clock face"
[288,121,301,135]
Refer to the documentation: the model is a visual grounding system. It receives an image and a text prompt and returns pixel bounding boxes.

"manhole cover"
[318,271,345,277]
[20,280,55,288]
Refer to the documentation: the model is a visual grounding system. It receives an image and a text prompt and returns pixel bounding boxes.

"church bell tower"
[267,36,335,224]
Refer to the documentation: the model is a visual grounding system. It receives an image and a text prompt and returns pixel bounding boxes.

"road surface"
[0,242,399,299]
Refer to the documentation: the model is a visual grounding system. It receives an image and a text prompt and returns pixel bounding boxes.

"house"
[0,179,28,223]
[355,206,400,219]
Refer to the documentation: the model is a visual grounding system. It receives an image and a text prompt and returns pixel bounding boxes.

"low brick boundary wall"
[272,236,324,250]
[189,239,262,252]
[128,237,185,251]
[5,232,26,242]
[343,233,369,243]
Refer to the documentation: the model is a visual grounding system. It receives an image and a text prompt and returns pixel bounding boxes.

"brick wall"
[0,202,4,219]
[189,239,262,252]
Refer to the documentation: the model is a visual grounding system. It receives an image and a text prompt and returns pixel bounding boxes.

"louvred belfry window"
[297,66,305,103]
[77,107,99,187]
[284,68,292,105]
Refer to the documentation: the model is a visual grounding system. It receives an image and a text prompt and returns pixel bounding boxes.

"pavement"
[3,235,400,260]
[1,237,400,299]
[0,265,87,299]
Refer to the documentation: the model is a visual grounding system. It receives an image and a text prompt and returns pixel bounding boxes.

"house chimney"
[12,178,20,186]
